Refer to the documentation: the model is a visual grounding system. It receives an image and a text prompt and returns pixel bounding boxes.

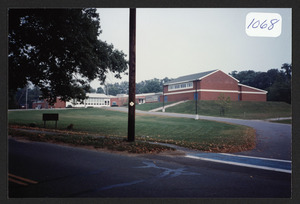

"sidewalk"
[265,117,292,121]
[148,100,188,112]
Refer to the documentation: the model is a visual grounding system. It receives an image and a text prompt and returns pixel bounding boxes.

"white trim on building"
[238,83,268,93]
[164,88,266,96]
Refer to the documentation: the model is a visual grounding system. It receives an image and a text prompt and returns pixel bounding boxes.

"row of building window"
[86,103,109,105]
[168,82,193,91]
[72,98,110,105]
[85,99,109,106]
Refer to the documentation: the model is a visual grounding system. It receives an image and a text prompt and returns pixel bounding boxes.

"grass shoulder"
[166,100,291,120]
[8,126,176,154]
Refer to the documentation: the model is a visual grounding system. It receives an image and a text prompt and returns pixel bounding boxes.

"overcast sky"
[91,8,291,88]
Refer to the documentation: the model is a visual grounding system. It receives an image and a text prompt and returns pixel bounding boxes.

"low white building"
[66,93,111,108]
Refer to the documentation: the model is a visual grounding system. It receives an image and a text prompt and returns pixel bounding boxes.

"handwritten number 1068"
[247,18,280,30]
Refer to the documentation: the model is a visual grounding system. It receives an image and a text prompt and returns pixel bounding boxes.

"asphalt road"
[9,138,291,198]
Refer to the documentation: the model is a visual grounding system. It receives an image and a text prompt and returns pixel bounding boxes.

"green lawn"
[8,108,255,152]
[165,100,291,119]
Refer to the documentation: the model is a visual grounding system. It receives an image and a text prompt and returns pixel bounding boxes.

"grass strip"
[165,100,291,119]
[8,128,175,154]
[269,119,292,124]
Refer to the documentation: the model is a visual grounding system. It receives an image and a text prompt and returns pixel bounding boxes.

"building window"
[168,82,193,91]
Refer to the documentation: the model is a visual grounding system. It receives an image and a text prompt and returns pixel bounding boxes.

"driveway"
[103,107,292,161]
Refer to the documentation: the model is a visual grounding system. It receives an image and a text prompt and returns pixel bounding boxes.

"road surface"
[9,138,291,198]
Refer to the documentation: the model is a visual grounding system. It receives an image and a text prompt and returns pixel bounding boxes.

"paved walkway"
[103,106,292,161]
[148,100,188,112]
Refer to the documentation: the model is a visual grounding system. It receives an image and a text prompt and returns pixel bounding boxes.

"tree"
[9,8,128,105]
[216,94,231,116]
[267,63,292,103]
[11,85,42,109]
[88,88,96,93]
[96,87,105,94]
[136,78,166,94]
[230,64,291,103]
[281,63,292,82]
[104,83,121,96]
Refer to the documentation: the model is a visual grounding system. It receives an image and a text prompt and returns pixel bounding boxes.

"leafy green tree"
[88,88,96,93]
[9,8,128,105]
[96,87,105,94]
[281,63,292,82]
[216,94,231,116]
[119,81,129,94]
[104,83,121,96]
[11,86,42,109]
[230,65,291,103]
[140,78,161,93]
[267,63,292,103]
[136,78,167,94]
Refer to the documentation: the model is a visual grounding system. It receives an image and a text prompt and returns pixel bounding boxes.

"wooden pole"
[195,80,199,120]
[128,8,136,142]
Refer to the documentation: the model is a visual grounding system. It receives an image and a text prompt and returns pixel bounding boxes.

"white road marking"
[219,153,291,163]
[185,155,291,174]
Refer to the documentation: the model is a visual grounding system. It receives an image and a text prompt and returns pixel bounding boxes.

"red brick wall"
[110,97,128,106]
[165,92,194,102]
[32,98,66,109]
[240,93,266,101]
[239,85,267,101]
[240,85,264,93]
[200,92,238,101]
[200,70,238,91]
[53,98,66,108]
[110,96,143,106]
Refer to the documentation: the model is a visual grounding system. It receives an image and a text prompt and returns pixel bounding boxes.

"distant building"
[161,70,267,102]
[32,97,66,109]
[66,93,111,108]
[110,93,161,107]
[65,92,163,108]
[110,94,129,107]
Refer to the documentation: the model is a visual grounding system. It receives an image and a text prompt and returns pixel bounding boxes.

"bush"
[67,124,74,130]
[29,122,37,127]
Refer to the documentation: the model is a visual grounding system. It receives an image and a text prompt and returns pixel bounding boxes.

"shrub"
[29,122,37,127]
[67,124,74,130]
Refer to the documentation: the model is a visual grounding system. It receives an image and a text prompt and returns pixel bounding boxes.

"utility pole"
[25,85,28,109]
[162,89,165,112]
[195,80,199,120]
[128,8,136,142]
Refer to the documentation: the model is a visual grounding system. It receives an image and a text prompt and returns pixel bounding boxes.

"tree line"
[90,77,173,96]
[230,63,291,103]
